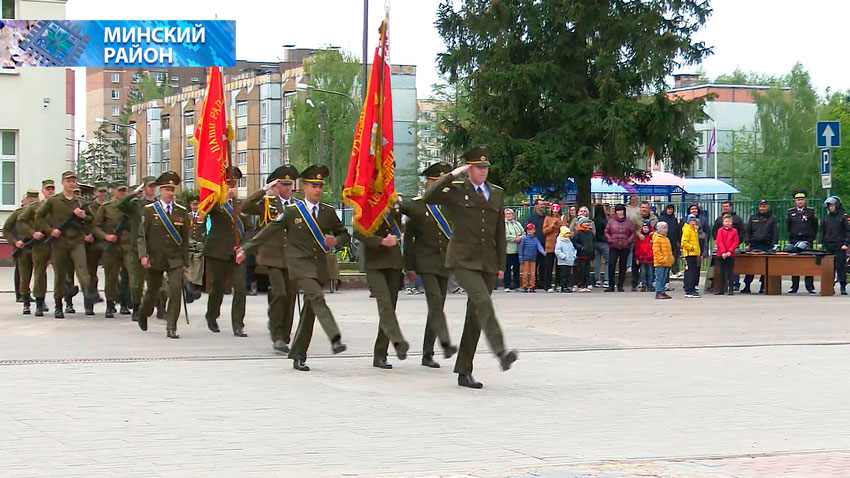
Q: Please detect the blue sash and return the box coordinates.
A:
[223,200,244,240]
[427,204,452,239]
[294,200,330,253]
[152,202,182,246]
[386,212,402,239]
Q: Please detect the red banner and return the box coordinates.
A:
[343,19,395,236]
[193,66,228,217]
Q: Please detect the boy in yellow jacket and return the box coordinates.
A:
[681,215,702,298]
[652,222,674,299]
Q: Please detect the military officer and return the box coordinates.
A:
[422,145,518,389]
[241,164,300,353]
[5,190,38,314]
[787,189,819,294]
[37,171,96,318]
[85,182,109,303]
[92,182,132,318]
[16,179,55,316]
[187,196,205,290]
[354,201,411,369]
[399,162,458,368]
[137,171,190,338]
[119,176,157,321]
[203,166,248,337]
[237,164,350,371]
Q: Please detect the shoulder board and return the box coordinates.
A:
[452,180,464,184]
[491,184,503,190]
[787,207,795,211]
[321,202,333,208]
[285,202,298,208]
[264,194,276,199]
[144,203,156,208]
[412,196,422,201]
[174,203,186,210]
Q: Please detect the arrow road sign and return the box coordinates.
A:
[817,121,841,148]
[822,148,831,175]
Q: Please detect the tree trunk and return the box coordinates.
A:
[575,170,592,208]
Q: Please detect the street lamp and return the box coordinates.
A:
[295,83,356,110]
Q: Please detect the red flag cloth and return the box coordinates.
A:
[343,22,395,236]
[193,66,228,217]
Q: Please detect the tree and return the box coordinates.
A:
[736,64,819,199]
[430,76,473,166]
[289,50,360,201]
[127,70,175,106]
[713,69,787,87]
[436,0,712,205]
[78,124,125,184]
[821,91,850,200]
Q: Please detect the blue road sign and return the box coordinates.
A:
[821,148,831,175]
[817,121,841,148]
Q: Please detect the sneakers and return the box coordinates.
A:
[655,292,672,300]
[547,288,555,293]
[684,291,701,299]
[504,288,512,293]
[665,284,674,292]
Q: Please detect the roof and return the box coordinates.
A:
[683,178,740,195]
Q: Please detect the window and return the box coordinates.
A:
[698,133,704,146]
[191,76,200,83]
[161,115,170,130]
[185,142,194,157]
[130,163,136,177]
[131,73,141,83]
[2,0,15,19]
[128,144,136,156]
[153,72,165,83]
[261,102,267,120]
[185,158,194,171]
[237,151,247,165]
[237,101,248,117]
[184,113,194,137]
[111,123,120,133]
[237,127,247,142]
[0,131,16,206]
[110,73,120,83]
[284,95,293,109]
[260,150,268,168]
[111,106,120,117]
[111,90,119,100]
[261,126,267,142]
[237,177,247,189]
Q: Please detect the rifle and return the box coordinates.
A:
[43,213,83,246]
[11,237,34,259]
[103,217,129,251]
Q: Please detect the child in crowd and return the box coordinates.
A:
[652,222,674,300]
[554,226,577,293]
[681,214,702,298]
[634,220,655,292]
[714,213,740,295]
[519,223,546,293]
[572,217,595,292]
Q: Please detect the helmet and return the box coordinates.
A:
[825,196,842,207]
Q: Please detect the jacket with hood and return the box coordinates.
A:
[821,207,850,248]
[658,210,681,252]
[555,235,577,266]
[681,223,701,257]
[604,215,636,250]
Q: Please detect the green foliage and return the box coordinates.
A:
[289,50,360,201]
[436,0,713,205]
[127,70,175,106]
[78,124,126,184]
[822,92,850,200]
[735,64,819,199]
[176,187,199,206]
[714,68,788,87]
[429,77,472,166]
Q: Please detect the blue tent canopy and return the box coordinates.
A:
[683,178,740,195]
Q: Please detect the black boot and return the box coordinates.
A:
[457,373,483,389]
[22,296,31,315]
[421,355,440,368]
[34,298,45,317]
[105,300,116,319]
[498,349,519,371]
[64,298,75,315]
[131,303,140,322]
[155,299,165,320]
[83,289,95,316]
[54,299,65,319]
[184,283,201,303]
[119,303,131,315]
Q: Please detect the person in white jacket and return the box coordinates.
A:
[554,226,577,293]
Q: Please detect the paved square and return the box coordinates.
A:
[1,275,849,477]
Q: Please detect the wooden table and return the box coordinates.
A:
[712,253,834,296]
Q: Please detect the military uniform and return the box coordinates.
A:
[85,183,109,302]
[187,207,205,286]
[203,166,248,337]
[36,171,94,317]
[355,207,409,368]
[5,190,39,314]
[422,145,517,388]
[137,171,190,338]
[241,165,350,371]
[92,184,132,318]
[787,189,819,293]
[241,165,299,351]
[821,196,850,294]
[118,176,157,319]
[16,180,54,316]
[399,162,457,366]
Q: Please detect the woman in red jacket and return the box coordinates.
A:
[715,213,741,295]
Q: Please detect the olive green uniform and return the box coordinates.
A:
[243,200,350,361]
[92,200,132,303]
[203,200,247,332]
[187,211,205,285]
[16,201,50,301]
[354,209,408,362]
[399,197,454,359]
[241,189,298,344]
[118,193,155,307]
[137,201,190,332]
[86,199,106,295]
[36,194,92,302]
[5,207,29,299]
[423,173,508,375]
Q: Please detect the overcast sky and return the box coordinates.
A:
[67,0,850,139]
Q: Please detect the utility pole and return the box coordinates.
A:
[361,0,369,104]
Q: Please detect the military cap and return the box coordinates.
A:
[61,170,76,180]
[42,179,55,187]
[758,199,769,205]
[72,186,81,194]
[420,162,452,180]
[112,181,128,191]
[155,171,181,187]
[141,176,157,186]
[26,189,39,199]
[95,182,108,192]
[463,144,493,167]
[268,164,299,184]
[301,164,330,185]
[793,189,807,199]
[228,166,243,180]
